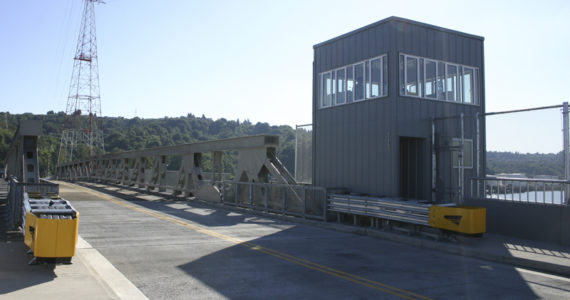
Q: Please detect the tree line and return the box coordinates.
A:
[0,111,564,180]
[0,111,296,178]
[486,151,564,179]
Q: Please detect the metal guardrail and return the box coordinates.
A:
[4,178,60,231]
[4,179,21,231]
[220,181,327,221]
[328,194,433,226]
[470,177,569,205]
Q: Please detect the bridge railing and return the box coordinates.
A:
[220,181,327,221]
[470,177,570,205]
[4,178,60,231]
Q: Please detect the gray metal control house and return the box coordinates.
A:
[313,16,485,203]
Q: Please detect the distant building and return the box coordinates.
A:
[491,173,527,188]
[312,16,485,203]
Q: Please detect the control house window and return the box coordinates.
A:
[346,66,354,103]
[405,56,419,96]
[317,54,387,109]
[336,69,346,105]
[320,72,332,108]
[399,53,479,105]
[354,62,365,101]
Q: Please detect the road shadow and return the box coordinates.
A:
[172,225,545,299]
[0,240,56,295]
[75,181,287,229]
[66,181,561,298]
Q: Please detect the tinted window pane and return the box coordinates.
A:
[318,73,323,108]
[419,58,424,97]
[365,61,371,98]
[446,64,458,101]
[354,63,364,101]
[399,55,405,95]
[405,57,418,96]
[425,60,437,99]
[323,72,332,107]
[370,58,381,97]
[336,69,345,105]
[382,56,388,96]
[437,62,446,100]
[473,69,479,104]
[346,66,354,103]
[331,71,336,105]
[462,67,474,104]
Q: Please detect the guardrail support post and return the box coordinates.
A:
[323,189,327,222]
[234,183,238,205]
[302,188,306,219]
[264,185,268,211]
[281,187,286,215]
[249,183,253,208]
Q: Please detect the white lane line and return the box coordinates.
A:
[516,267,570,282]
[77,235,148,300]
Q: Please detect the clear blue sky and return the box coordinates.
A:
[1,0,569,153]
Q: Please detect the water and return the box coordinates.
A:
[487,191,565,205]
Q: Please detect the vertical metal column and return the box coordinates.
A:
[159,155,167,192]
[294,124,299,181]
[431,118,436,202]
[459,113,465,204]
[212,151,223,186]
[476,112,480,198]
[562,102,570,204]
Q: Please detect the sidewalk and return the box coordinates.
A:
[0,235,146,300]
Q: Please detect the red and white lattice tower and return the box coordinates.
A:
[58,0,105,164]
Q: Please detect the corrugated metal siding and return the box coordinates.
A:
[313,18,485,201]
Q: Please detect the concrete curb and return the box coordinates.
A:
[72,181,570,277]
[76,236,148,300]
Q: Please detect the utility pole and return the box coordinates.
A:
[58,0,105,165]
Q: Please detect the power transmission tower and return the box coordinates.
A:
[58,0,105,165]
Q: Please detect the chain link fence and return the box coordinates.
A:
[295,124,312,184]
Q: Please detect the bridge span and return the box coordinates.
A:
[9,180,562,299]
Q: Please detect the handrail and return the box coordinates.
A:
[470,177,569,205]
[221,181,327,221]
[472,176,569,184]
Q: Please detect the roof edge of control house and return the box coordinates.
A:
[313,16,484,49]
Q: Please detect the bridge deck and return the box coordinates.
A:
[3,181,569,299]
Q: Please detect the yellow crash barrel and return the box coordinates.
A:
[429,205,486,235]
[24,193,79,258]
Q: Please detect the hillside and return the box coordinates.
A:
[486,151,564,179]
[0,112,296,178]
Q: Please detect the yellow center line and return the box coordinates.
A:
[67,182,433,300]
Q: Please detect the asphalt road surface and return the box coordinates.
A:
[59,182,570,299]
